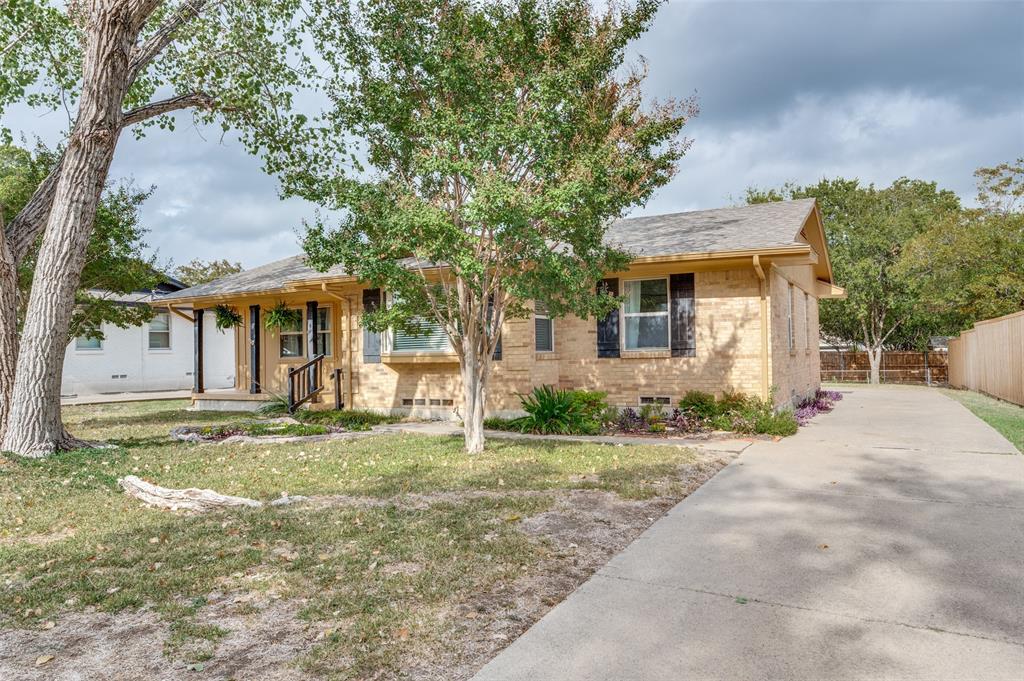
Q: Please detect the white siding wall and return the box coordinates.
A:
[61,309,234,396]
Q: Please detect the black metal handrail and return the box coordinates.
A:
[287,354,325,413]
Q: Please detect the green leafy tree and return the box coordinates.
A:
[747,178,962,383]
[0,0,317,455]
[900,160,1024,324]
[174,258,243,287]
[2,144,161,341]
[300,0,696,452]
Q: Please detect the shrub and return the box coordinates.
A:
[708,414,733,431]
[716,391,751,415]
[616,407,645,433]
[666,408,696,433]
[514,385,601,435]
[298,409,399,431]
[679,390,718,419]
[638,404,664,426]
[569,390,610,424]
[255,393,291,416]
[483,416,520,431]
[755,411,799,436]
[648,422,667,434]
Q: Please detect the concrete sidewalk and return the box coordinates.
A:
[473,386,1024,680]
[61,390,191,406]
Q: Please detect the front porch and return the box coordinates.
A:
[188,294,353,413]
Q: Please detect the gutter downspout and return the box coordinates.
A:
[752,255,770,402]
[322,283,354,409]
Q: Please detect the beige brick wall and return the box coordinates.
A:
[768,265,821,407]
[209,261,822,417]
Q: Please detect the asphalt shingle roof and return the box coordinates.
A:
[162,198,816,302]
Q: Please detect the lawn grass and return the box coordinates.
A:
[941,389,1024,453]
[1,399,701,677]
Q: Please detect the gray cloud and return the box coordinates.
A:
[5,0,1022,269]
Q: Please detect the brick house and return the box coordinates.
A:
[161,198,844,416]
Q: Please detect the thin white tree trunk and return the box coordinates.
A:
[2,3,131,456]
[868,346,882,385]
[461,347,487,454]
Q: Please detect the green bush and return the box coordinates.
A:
[297,409,399,431]
[569,390,609,423]
[716,391,751,414]
[679,390,718,419]
[708,414,734,431]
[648,422,666,434]
[638,404,664,426]
[483,416,520,431]
[513,385,603,435]
[754,410,799,436]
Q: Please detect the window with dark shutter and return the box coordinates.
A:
[670,273,696,357]
[534,302,553,352]
[596,278,620,358]
[362,288,382,363]
[487,296,502,361]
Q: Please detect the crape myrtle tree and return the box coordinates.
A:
[0,0,319,455]
[300,0,696,453]
[747,178,962,383]
[2,144,162,344]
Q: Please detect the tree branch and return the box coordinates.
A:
[3,153,65,263]
[127,0,216,85]
[120,91,216,127]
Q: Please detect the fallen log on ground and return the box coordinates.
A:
[118,476,306,512]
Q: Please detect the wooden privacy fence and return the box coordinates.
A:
[948,311,1024,406]
[821,350,948,385]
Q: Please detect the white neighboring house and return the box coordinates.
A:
[61,279,235,397]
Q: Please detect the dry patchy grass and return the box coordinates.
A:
[0,400,720,679]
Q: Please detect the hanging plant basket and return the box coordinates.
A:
[213,304,243,331]
[265,302,302,329]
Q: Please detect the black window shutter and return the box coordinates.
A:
[670,273,696,357]
[487,296,502,361]
[362,288,382,363]
[596,278,620,358]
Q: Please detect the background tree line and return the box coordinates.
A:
[747,159,1023,383]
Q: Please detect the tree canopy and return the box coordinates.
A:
[747,177,962,353]
[174,258,243,287]
[1,144,160,340]
[899,160,1024,324]
[300,0,696,451]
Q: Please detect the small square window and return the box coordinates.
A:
[76,336,102,351]
[149,311,171,350]
[279,308,304,358]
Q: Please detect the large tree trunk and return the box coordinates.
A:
[0,235,18,442]
[460,349,487,455]
[1,3,132,457]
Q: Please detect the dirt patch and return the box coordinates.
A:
[0,600,317,681]
[402,454,733,680]
[0,453,733,681]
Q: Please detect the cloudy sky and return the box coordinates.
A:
[6,0,1023,270]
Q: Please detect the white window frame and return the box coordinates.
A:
[74,335,103,352]
[534,301,554,353]
[787,283,795,352]
[315,305,333,357]
[278,307,305,359]
[383,292,452,354]
[147,309,172,351]
[621,276,671,351]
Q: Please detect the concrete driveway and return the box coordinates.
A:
[473,386,1024,680]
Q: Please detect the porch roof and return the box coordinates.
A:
[162,198,822,303]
